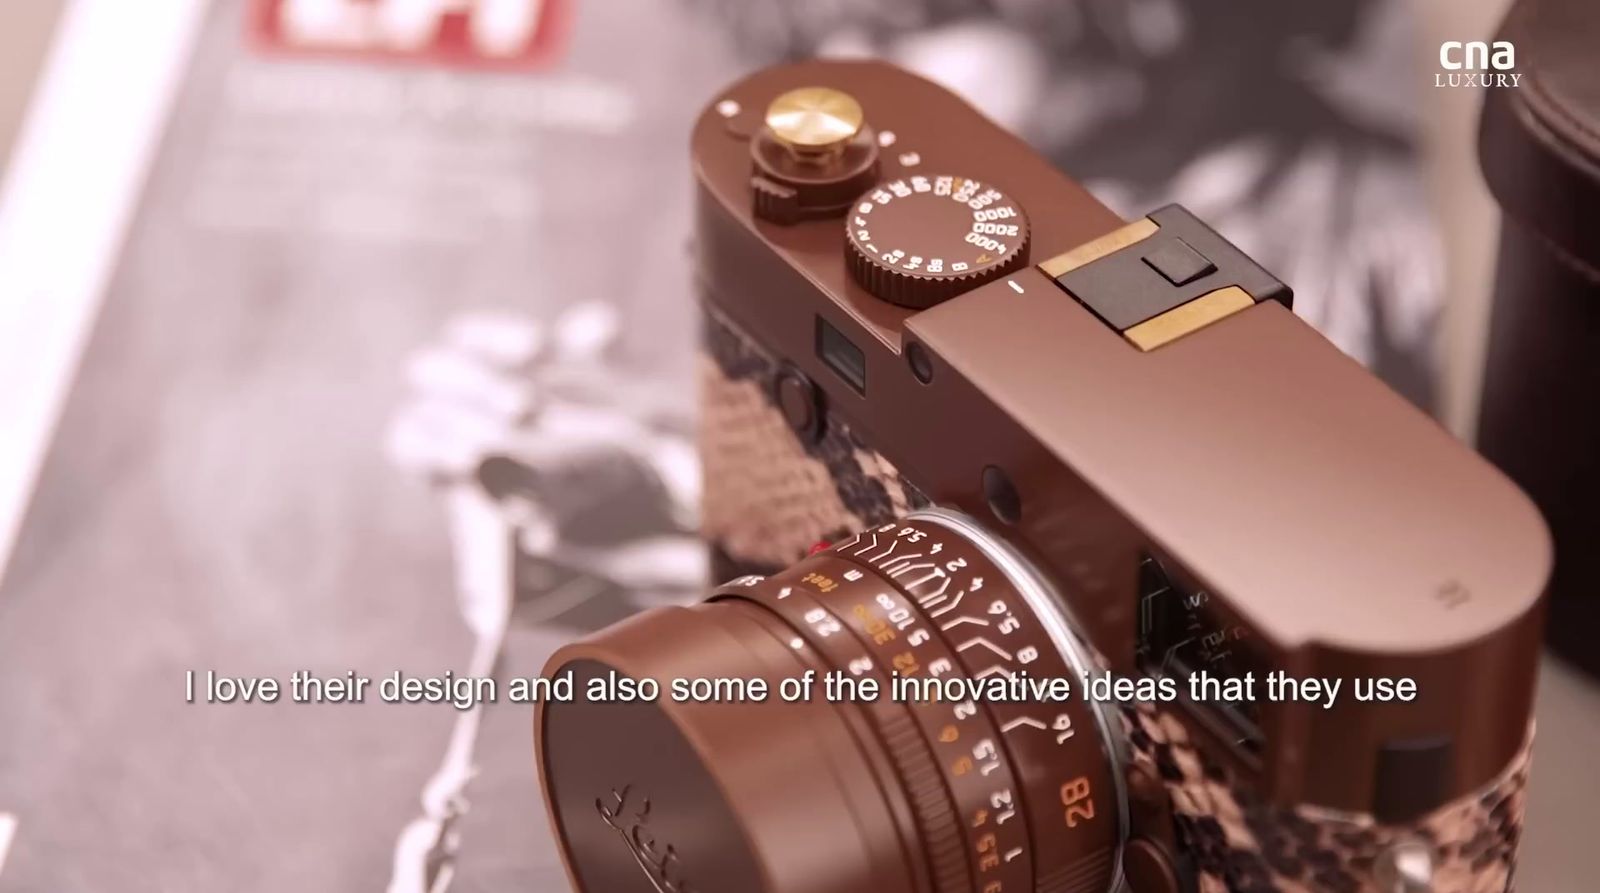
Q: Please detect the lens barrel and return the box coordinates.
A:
[537,510,1125,893]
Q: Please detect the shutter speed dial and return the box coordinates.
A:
[846,175,1031,309]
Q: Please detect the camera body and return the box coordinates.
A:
[537,61,1548,893]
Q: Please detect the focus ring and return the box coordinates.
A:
[876,696,973,893]
[819,566,1033,893]
[713,577,972,893]
[830,519,1121,893]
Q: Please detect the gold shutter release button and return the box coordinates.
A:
[764,87,864,160]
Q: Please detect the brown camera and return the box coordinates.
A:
[535,61,1549,893]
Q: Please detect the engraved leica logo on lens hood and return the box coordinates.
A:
[596,786,693,893]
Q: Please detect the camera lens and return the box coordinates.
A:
[537,509,1127,893]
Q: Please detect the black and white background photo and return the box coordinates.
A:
[0,1,1478,890]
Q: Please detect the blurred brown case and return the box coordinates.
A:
[1478,0,1600,677]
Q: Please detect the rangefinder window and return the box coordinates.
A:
[815,315,866,394]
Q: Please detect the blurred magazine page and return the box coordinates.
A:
[0,1,1442,891]
[0,1,733,890]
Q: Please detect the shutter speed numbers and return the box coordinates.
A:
[851,175,1024,277]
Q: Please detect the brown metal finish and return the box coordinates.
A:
[538,600,930,893]
[535,58,1552,893]
[689,60,1549,814]
[540,511,1126,893]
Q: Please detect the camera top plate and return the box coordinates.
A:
[690,59,1548,812]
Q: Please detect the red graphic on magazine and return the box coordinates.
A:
[251,0,570,69]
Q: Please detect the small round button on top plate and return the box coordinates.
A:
[846,175,1030,308]
[765,86,864,157]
